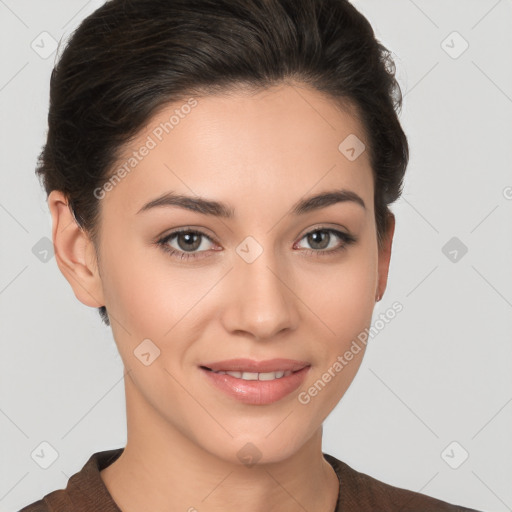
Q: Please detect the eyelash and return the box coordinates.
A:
[156,227,357,261]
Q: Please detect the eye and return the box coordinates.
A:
[156,226,357,262]
[294,227,357,257]
[156,229,217,261]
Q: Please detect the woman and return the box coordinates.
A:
[20,0,482,510]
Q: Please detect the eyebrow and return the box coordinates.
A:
[136,188,366,218]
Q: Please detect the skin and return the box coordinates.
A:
[49,82,394,512]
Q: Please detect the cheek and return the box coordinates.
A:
[297,248,378,343]
[295,255,377,416]
[100,239,220,357]
[97,237,177,339]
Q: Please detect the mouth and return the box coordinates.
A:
[199,358,311,405]
[201,367,295,381]
[200,357,310,374]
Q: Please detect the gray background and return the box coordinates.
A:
[1,0,511,510]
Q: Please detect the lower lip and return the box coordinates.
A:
[201,366,310,405]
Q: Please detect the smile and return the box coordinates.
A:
[207,369,293,380]
[200,358,311,405]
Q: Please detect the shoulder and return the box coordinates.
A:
[17,489,74,512]
[17,448,124,512]
[323,453,482,512]
[18,499,49,512]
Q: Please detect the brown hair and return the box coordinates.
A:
[36,0,409,326]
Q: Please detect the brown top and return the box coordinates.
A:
[19,448,481,511]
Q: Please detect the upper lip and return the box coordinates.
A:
[200,358,310,373]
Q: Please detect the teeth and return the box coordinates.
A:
[241,372,259,380]
[259,371,280,380]
[212,369,293,380]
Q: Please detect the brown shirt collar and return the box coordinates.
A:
[21,448,480,512]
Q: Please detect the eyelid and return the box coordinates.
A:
[156,225,217,242]
[295,222,351,239]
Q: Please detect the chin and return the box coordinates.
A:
[199,424,319,467]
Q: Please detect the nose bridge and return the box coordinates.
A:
[224,240,299,340]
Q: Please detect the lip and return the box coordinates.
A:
[200,358,310,373]
[200,358,311,405]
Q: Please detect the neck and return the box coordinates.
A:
[100,374,339,512]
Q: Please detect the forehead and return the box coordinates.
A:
[101,83,373,219]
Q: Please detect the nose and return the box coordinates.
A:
[221,250,300,341]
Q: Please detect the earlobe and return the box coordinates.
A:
[48,190,105,308]
[375,212,395,302]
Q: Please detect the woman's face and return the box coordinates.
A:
[61,83,393,464]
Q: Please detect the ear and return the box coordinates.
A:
[48,190,105,308]
[375,212,395,302]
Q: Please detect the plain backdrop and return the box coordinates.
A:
[1,1,511,511]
